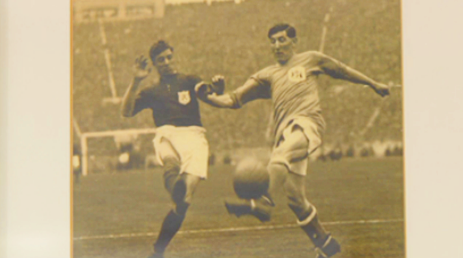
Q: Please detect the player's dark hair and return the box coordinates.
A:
[268,23,297,39]
[149,40,174,62]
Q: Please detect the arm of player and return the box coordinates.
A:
[205,76,271,108]
[317,54,390,97]
[205,93,236,108]
[194,75,226,105]
[121,56,151,117]
[195,75,237,108]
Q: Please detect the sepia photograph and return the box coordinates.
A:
[4,0,463,258]
[72,0,403,257]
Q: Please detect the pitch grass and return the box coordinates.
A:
[73,157,404,258]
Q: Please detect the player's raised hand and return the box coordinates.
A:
[212,75,225,95]
[133,55,151,80]
[372,82,390,97]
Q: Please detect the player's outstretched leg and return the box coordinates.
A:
[285,172,340,258]
[149,157,182,258]
[152,208,186,257]
[149,173,201,258]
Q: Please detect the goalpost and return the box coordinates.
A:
[80,128,157,176]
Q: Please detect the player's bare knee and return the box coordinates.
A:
[163,157,180,193]
[181,186,194,206]
[285,188,305,209]
[284,181,310,218]
[181,174,200,202]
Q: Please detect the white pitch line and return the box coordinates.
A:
[73,218,403,241]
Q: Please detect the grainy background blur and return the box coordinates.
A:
[72,0,402,171]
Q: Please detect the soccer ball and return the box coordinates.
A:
[233,158,269,199]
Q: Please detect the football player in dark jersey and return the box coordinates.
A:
[121,40,221,258]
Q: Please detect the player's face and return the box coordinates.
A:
[153,48,177,76]
[269,31,296,64]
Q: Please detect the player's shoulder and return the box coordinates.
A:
[296,50,325,60]
[266,63,280,70]
[250,65,275,82]
[293,51,330,69]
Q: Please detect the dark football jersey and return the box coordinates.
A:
[132,74,203,127]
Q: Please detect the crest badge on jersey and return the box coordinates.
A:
[288,66,306,82]
[178,90,191,105]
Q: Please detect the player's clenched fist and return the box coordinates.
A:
[133,55,151,80]
[211,75,225,95]
[372,82,390,97]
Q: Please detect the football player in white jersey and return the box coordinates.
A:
[206,23,390,258]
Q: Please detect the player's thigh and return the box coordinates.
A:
[275,126,309,162]
[287,126,310,162]
[177,135,209,179]
[157,137,181,162]
[270,125,309,176]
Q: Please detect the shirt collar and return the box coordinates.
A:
[160,73,178,84]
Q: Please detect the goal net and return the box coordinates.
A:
[78,128,158,176]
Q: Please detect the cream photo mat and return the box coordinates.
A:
[1,0,463,257]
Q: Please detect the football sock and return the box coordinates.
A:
[315,236,341,258]
[154,209,185,254]
[297,206,330,248]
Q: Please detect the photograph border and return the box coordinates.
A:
[1,0,463,258]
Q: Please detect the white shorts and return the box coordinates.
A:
[153,125,209,179]
[270,117,323,176]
